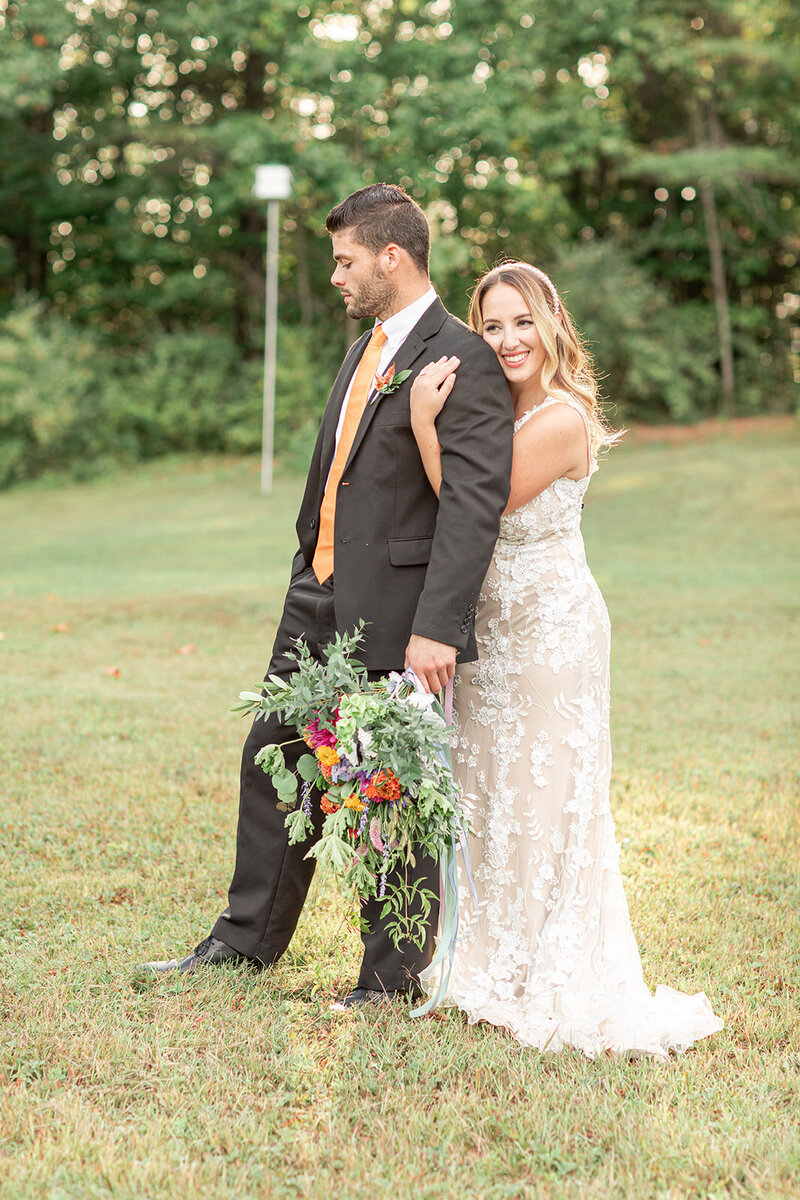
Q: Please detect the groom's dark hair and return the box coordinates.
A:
[326,184,430,275]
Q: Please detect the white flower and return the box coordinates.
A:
[386,670,406,695]
[402,690,437,712]
[358,729,374,754]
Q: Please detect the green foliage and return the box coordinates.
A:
[253,744,286,775]
[0,303,100,485]
[1,438,799,1197]
[111,331,251,457]
[0,0,796,471]
[237,625,367,730]
[380,879,437,952]
[296,753,320,783]
[304,824,352,873]
[285,805,314,845]
[0,303,333,485]
[556,239,720,422]
[272,326,342,470]
[238,628,464,949]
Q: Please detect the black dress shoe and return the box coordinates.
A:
[330,985,423,1011]
[136,935,259,975]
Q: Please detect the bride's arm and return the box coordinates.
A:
[411,363,588,512]
[409,356,460,497]
[505,405,589,513]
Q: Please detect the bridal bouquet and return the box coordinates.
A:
[233,626,468,952]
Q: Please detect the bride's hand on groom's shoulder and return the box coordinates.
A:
[410,356,460,429]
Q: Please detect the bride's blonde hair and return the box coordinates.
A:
[468,261,622,453]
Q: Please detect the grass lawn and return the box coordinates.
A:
[1,424,798,1200]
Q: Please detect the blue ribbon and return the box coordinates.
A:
[410,832,458,1018]
[409,676,479,1019]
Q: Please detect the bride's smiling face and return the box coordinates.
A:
[480,283,546,388]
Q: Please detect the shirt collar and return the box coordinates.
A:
[377,286,437,347]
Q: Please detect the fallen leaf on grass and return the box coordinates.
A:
[105,665,121,677]
[0,632,5,641]
[177,643,196,655]
[52,622,71,633]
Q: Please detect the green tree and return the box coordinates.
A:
[0,0,796,466]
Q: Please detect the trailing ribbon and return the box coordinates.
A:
[407,673,479,1019]
[443,675,454,723]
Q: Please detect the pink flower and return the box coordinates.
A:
[349,844,368,868]
[369,817,385,854]
[303,714,337,749]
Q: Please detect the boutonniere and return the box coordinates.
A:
[371,362,412,401]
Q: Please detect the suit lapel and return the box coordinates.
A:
[344,299,448,472]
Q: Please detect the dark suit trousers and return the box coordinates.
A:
[212,565,440,991]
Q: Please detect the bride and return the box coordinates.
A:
[409,261,723,1058]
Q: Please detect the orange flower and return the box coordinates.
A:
[373,364,412,396]
[343,794,367,813]
[320,795,340,815]
[364,769,402,802]
[316,745,339,767]
[374,362,396,390]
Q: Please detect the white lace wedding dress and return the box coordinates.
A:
[426,398,723,1058]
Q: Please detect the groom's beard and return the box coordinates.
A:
[344,265,395,320]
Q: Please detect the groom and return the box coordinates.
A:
[141,183,513,1006]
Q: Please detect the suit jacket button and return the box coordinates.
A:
[309,518,317,529]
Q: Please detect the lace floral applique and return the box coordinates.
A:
[530,731,553,788]
[425,397,724,1058]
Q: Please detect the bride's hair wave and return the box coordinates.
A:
[468,260,623,453]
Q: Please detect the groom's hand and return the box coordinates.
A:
[404,635,456,694]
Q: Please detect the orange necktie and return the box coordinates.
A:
[312,324,387,583]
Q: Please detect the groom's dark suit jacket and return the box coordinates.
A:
[294,298,513,669]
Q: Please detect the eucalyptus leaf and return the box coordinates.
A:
[274,772,298,798]
[297,754,320,782]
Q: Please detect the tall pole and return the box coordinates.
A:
[260,198,280,494]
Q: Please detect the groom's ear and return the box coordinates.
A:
[381,242,403,274]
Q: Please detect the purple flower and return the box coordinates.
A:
[331,754,358,784]
[377,846,390,898]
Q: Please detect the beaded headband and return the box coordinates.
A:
[527,265,561,316]
[492,261,561,316]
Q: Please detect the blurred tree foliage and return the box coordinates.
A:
[0,0,797,481]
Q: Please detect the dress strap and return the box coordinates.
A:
[513,405,540,434]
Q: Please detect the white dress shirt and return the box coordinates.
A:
[329,286,438,466]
